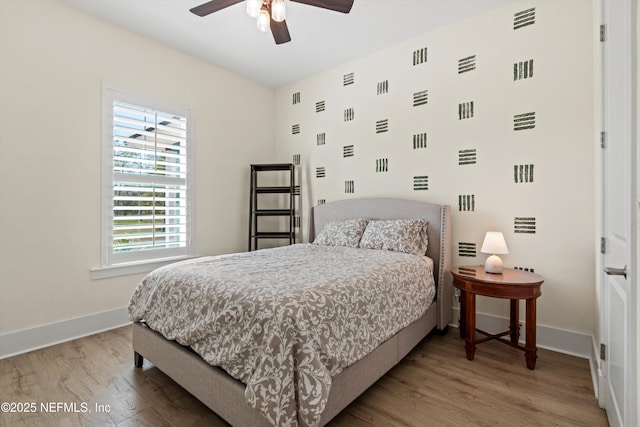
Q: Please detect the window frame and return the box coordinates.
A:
[93,86,194,279]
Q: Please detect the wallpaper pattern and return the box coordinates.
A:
[274,0,595,330]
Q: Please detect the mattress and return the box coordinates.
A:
[128,243,435,426]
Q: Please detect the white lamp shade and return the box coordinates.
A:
[480,231,509,255]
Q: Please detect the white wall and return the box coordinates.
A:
[0,0,276,337]
[275,0,596,338]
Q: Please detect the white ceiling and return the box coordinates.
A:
[60,0,516,88]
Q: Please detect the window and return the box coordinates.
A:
[99,87,192,272]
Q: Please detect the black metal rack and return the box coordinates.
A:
[248,163,295,251]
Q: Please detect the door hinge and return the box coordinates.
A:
[600,237,606,254]
[600,343,606,361]
[600,24,606,42]
[600,131,606,148]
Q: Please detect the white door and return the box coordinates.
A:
[600,1,637,426]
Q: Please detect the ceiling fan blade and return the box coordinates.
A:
[190,0,243,17]
[271,19,292,44]
[290,0,354,14]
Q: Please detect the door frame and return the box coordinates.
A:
[596,1,638,426]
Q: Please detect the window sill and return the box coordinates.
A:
[90,255,199,280]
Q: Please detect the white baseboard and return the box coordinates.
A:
[451,307,598,398]
[451,307,593,358]
[0,308,130,360]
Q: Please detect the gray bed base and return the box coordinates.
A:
[132,198,452,426]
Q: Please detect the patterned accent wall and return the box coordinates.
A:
[458,195,475,212]
[514,164,534,183]
[275,1,595,333]
[458,242,477,257]
[514,217,536,233]
[375,158,389,173]
[513,112,535,130]
[344,107,355,121]
[458,101,474,119]
[413,90,429,106]
[377,80,389,95]
[514,59,534,80]
[458,55,477,74]
[375,119,389,133]
[413,133,427,149]
[413,175,429,191]
[514,7,536,29]
[344,180,354,194]
[458,149,477,165]
[412,47,428,65]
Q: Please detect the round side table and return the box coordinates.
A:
[452,265,544,370]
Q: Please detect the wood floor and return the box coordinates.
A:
[0,325,607,426]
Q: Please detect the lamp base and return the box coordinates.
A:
[484,254,504,274]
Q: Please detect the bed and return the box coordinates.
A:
[129,197,452,426]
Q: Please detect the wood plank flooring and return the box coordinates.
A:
[0,326,607,426]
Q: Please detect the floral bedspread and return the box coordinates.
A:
[128,244,435,426]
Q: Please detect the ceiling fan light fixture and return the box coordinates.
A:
[257,8,270,32]
[190,0,354,45]
[271,0,286,22]
[246,0,262,18]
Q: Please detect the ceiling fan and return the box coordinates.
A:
[190,0,354,45]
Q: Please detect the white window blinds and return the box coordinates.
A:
[102,89,192,266]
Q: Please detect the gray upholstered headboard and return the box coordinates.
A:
[308,198,453,330]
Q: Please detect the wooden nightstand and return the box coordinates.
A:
[452,265,544,370]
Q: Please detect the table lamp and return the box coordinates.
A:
[480,231,509,273]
